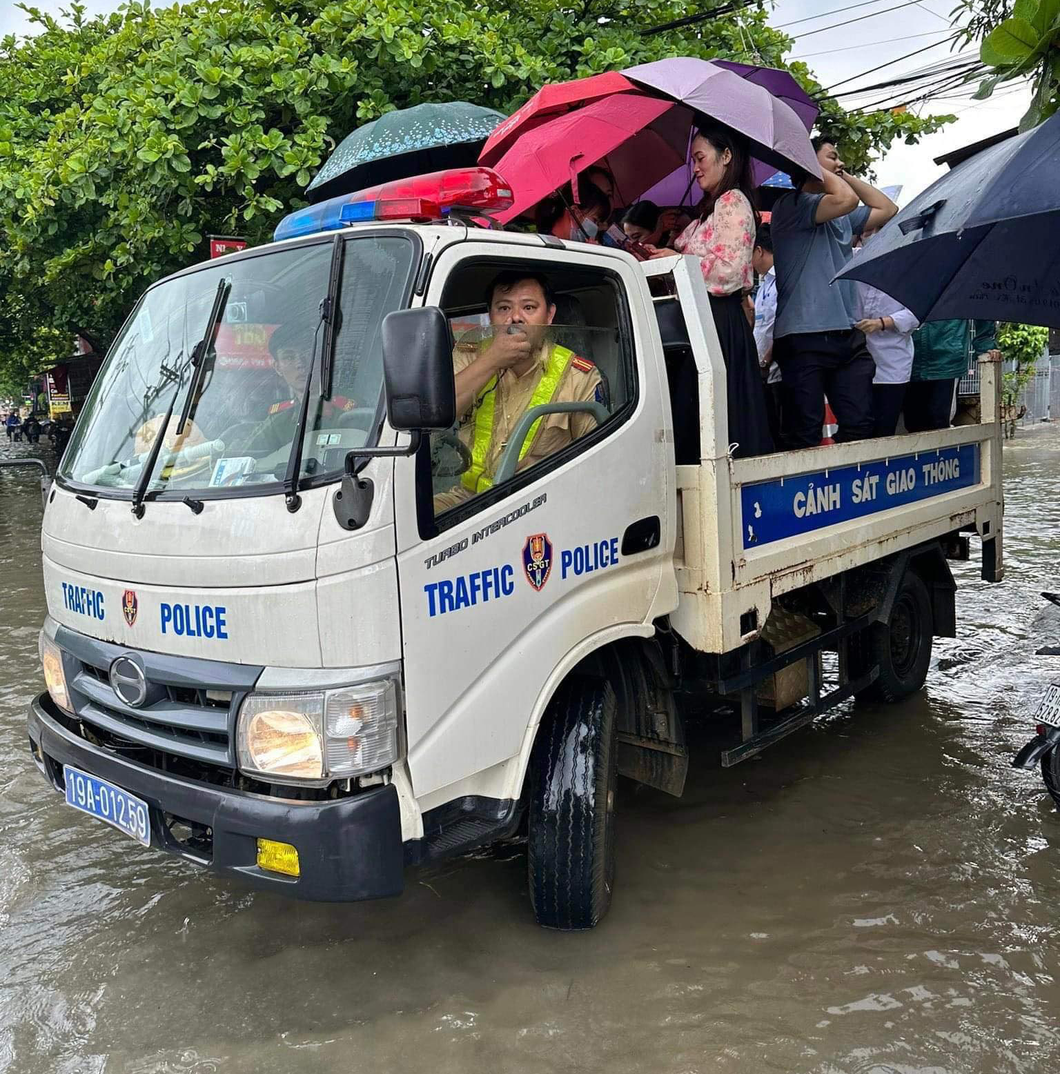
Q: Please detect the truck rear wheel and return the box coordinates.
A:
[527,677,617,930]
[853,570,934,703]
[1042,747,1060,809]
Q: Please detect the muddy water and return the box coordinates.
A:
[2,428,1060,1074]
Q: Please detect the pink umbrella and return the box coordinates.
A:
[491,94,692,225]
[479,72,641,167]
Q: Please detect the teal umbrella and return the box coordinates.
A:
[307,101,507,203]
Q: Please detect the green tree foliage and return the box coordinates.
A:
[998,320,1048,407]
[957,0,1060,129]
[0,0,951,383]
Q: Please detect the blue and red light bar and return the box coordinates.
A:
[273,167,514,242]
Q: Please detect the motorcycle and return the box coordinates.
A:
[1012,592,1060,807]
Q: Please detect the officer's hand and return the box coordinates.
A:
[485,326,532,370]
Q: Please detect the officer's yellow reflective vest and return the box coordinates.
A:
[461,344,576,494]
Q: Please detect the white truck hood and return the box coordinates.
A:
[41,471,399,668]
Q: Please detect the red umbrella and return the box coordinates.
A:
[479,71,640,167]
[491,93,691,225]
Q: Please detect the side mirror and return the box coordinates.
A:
[382,306,455,432]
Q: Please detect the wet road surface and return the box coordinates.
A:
[2,428,1059,1074]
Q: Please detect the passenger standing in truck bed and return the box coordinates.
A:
[770,136,898,448]
[646,121,773,458]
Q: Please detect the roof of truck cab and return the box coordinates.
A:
[153,220,644,290]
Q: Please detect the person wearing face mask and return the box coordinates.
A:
[645,120,773,458]
[534,180,610,244]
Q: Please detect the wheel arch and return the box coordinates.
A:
[906,541,957,638]
[510,624,687,802]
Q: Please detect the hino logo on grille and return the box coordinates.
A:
[109,656,147,708]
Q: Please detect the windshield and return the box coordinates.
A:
[61,234,415,496]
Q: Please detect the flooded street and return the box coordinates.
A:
[2,428,1060,1074]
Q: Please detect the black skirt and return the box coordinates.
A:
[708,292,775,458]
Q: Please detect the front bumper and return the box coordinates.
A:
[28,694,404,902]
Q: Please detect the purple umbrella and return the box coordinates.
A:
[623,58,821,191]
[710,59,820,133]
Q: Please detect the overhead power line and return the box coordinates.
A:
[844,61,983,112]
[643,1,762,35]
[790,0,935,41]
[824,33,960,92]
[776,0,896,29]
[791,29,952,61]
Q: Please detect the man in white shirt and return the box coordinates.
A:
[752,226,782,445]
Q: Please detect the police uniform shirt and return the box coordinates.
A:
[452,336,603,480]
[244,393,357,454]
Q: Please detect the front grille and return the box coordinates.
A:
[55,625,262,771]
[71,665,233,764]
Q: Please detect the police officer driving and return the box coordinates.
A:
[437,270,603,509]
[240,320,356,453]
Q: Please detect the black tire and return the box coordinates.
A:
[1042,747,1060,809]
[527,677,618,930]
[853,570,934,703]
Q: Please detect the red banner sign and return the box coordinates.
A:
[209,235,248,259]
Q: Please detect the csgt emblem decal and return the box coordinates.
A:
[522,532,553,591]
[122,589,138,627]
[109,656,147,708]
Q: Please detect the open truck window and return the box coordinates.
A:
[429,260,637,524]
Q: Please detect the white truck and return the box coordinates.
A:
[26,168,1004,929]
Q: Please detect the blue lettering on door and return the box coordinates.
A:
[741,444,980,548]
[160,602,229,638]
[560,537,620,579]
[424,564,515,617]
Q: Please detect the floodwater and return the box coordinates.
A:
[2,427,1060,1074]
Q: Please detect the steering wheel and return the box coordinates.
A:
[431,430,473,477]
[334,407,379,432]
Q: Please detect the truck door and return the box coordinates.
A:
[393,244,676,799]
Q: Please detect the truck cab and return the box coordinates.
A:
[28,168,1004,928]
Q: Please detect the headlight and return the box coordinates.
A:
[39,631,71,713]
[236,677,400,785]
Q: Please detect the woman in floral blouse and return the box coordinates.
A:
[647,121,774,458]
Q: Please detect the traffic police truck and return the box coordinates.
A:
[27,168,1005,929]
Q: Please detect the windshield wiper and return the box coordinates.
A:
[130,278,229,517]
[177,276,231,437]
[285,234,342,511]
[319,234,344,399]
[283,311,327,513]
[130,384,180,519]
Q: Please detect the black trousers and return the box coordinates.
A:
[904,378,956,432]
[872,383,908,438]
[774,329,875,448]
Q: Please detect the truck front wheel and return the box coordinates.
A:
[527,677,618,930]
[853,570,934,703]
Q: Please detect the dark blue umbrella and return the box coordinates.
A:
[307,101,506,204]
[836,111,1060,328]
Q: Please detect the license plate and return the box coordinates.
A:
[63,765,151,846]
[1035,683,1060,724]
